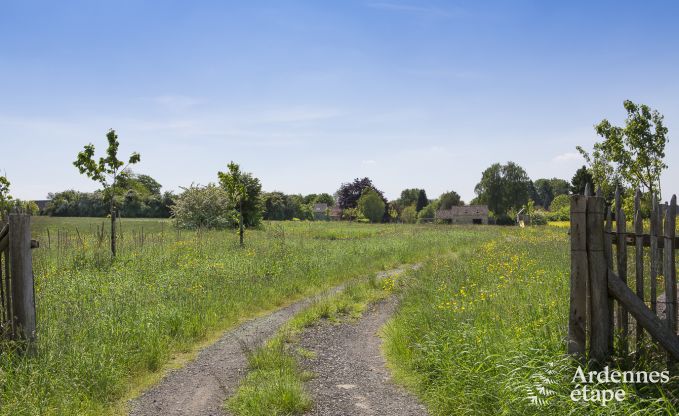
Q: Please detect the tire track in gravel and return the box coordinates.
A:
[299,296,428,416]
[128,265,415,416]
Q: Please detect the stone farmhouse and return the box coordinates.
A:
[435,205,489,224]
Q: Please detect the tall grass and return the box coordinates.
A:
[383,226,678,415]
[1,219,489,415]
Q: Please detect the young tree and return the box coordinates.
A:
[578,100,668,202]
[218,162,262,246]
[570,166,593,195]
[400,205,417,224]
[73,129,140,256]
[358,188,385,223]
[415,189,428,212]
[0,175,12,219]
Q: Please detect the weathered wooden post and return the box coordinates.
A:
[8,214,36,343]
[634,190,645,355]
[650,195,659,314]
[569,194,588,356]
[664,196,677,335]
[587,194,610,364]
[615,188,628,357]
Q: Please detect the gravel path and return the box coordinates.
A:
[299,297,428,416]
[128,296,317,416]
[128,266,416,416]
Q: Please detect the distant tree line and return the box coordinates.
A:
[44,173,175,218]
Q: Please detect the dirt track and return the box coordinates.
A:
[299,297,428,416]
[128,266,420,416]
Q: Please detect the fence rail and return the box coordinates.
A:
[568,186,678,365]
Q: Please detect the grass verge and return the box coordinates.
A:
[382,226,678,415]
[226,269,402,416]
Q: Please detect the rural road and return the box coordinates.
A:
[299,297,428,416]
[128,265,419,416]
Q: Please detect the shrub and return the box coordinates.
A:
[358,188,385,223]
[417,204,436,222]
[530,210,548,225]
[401,206,417,224]
[170,184,235,229]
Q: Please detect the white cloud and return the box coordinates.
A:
[361,159,377,165]
[152,95,203,112]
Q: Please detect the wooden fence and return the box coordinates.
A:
[0,214,37,343]
[569,186,678,365]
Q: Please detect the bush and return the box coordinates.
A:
[358,188,385,223]
[417,204,436,221]
[170,184,236,230]
[400,206,417,224]
[530,210,548,225]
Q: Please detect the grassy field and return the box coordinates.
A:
[3,217,677,415]
[383,226,678,415]
[1,217,492,416]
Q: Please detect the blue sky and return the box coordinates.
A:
[1,0,678,203]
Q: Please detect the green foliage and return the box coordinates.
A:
[262,192,314,221]
[4,220,483,415]
[398,189,421,208]
[579,100,668,202]
[313,193,334,207]
[73,129,141,196]
[533,178,569,209]
[383,228,676,415]
[415,189,428,212]
[438,191,463,210]
[417,203,436,222]
[0,175,13,219]
[45,186,174,218]
[336,178,386,210]
[171,184,235,229]
[218,162,263,228]
[570,166,593,195]
[400,205,417,224]
[358,188,385,223]
[474,162,531,217]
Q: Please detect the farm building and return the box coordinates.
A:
[313,203,329,220]
[435,205,489,224]
[329,206,342,221]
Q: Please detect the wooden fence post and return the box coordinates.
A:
[587,195,610,364]
[615,188,628,357]
[650,195,659,314]
[8,214,36,342]
[664,196,677,336]
[569,195,588,356]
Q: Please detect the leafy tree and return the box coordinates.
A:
[314,193,335,207]
[570,166,593,195]
[578,100,668,202]
[358,188,385,223]
[218,162,262,246]
[400,205,417,223]
[415,189,428,212]
[171,184,234,230]
[474,162,531,218]
[262,192,287,220]
[73,129,140,256]
[438,191,463,210]
[550,194,570,212]
[302,194,318,205]
[533,178,570,209]
[398,189,421,208]
[336,178,387,209]
[417,203,436,222]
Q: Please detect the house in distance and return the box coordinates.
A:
[312,203,329,220]
[435,205,489,224]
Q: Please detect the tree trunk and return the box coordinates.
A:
[110,197,117,257]
[239,199,244,247]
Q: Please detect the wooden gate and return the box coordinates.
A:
[0,214,37,342]
[568,186,678,364]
